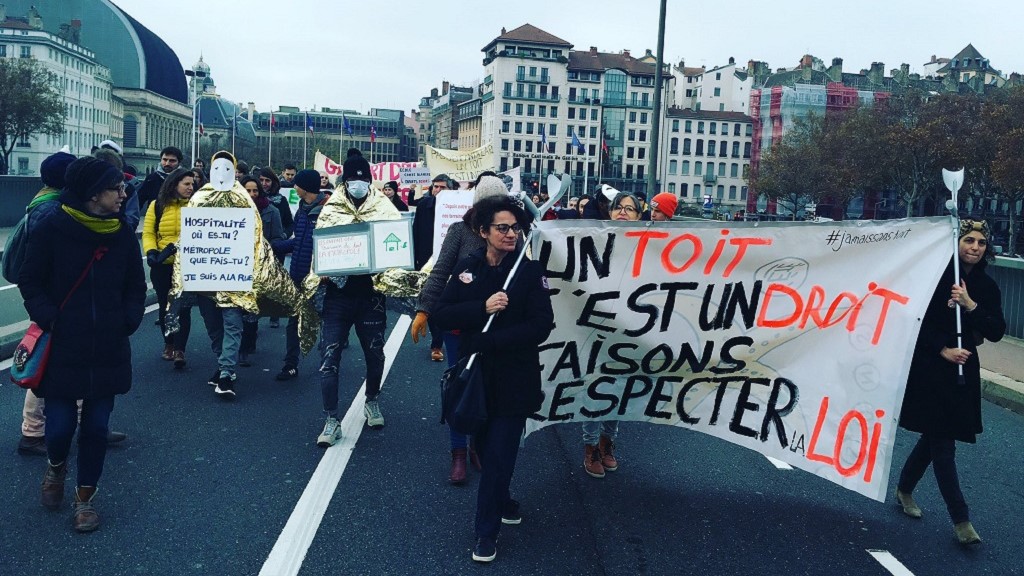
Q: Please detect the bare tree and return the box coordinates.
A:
[0,59,65,174]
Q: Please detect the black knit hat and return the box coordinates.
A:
[342,149,371,182]
[64,157,123,202]
[40,151,76,189]
[292,169,322,194]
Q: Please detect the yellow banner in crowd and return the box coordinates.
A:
[424,144,494,182]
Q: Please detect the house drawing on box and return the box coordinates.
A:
[383,233,404,252]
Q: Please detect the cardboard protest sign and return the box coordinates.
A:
[179,207,256,291]
[312,219,414,275]
[432,188,474,258]
[527,217,952,501]
[399,167,432,187]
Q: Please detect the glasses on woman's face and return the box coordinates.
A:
[612,204,637,214]
[491,223,522,235]
[105,183,127,196]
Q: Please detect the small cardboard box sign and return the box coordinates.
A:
[312,219,415,275]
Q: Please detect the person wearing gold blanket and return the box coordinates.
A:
[311,149,402,447]
[168,151,315,398]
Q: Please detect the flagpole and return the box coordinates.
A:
[583,110,590,196]
[268,109,273,169]
[231,110,236,157]
[303,111,308,169]
[339,113,344,164]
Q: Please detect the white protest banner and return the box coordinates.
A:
[432,188,474,258]
[314,150,421,202]
[282,188,299,216]
[399,167,432,187]
[180,207,256,291]
[425,144,494,182]
[528,217,953,502]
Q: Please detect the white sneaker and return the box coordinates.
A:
[364,400,385,429]
[317,417,342,447]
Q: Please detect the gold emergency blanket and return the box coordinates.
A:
[170,182,320,353]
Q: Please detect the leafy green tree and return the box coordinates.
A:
[0,58,65,175]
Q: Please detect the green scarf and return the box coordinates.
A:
[27,188,60,211]
[62,204,122,234]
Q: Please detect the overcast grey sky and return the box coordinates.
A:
[113,0,1023,114]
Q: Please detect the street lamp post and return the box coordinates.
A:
[646,0,668,200]
[184,67,207,168]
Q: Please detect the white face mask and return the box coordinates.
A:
[210,158,235,191]
[347,180,370,199]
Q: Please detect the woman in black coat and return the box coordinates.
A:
[19,157,147,533]
[896,218,1005,546]
[432,196,554,563]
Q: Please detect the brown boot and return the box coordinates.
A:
[73,486,100,533]
[584,444,605,478]
[954,521,981,546]
[172,350,186,369]
[449,448,467,485]
[41,461,67,510]
[161,343,174,360]
[598,435,619,472]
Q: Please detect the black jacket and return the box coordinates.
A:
[411,193,436,269]
[433,249,554,417]
[19,202,147,400]
[899,259,1006,443]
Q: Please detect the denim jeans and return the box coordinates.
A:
[427,317,443,350]
[318,287,387,418]
[197,296,243,373]
[898,434,969,524]
[44,396,115,487]
[475,415,526,540]
[582,420,619,445]
[443,331,468,450]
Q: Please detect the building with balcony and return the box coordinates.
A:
[480,24,673,196]
[456,97,483,151]
[0,9,113,175]
[675,57,752,114]
[662,108,753,214]
[1,1,190,175]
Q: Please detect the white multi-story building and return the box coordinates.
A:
[662,108,753,215]
[480,24,673,197]
[0,12,113,175]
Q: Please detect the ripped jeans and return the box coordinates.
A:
[318,287,387,418]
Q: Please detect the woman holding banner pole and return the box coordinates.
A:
[896,217,1005,546]
[432,196,553,562]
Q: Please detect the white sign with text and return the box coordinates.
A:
[180,207,256,291]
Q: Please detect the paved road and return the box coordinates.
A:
[1,307,1023,576]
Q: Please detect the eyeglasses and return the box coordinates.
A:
[105,183,127,195]
[613,205,638,214]
[491,223,522,235]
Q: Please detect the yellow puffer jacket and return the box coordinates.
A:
[142,198,187,264]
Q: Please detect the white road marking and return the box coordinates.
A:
[765,456,793,469]
[867,550,916,576]
[259,314,413,576]
[0,284,18,292]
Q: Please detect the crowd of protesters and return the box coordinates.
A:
[4,143,1005,561]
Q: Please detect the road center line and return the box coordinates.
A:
[259,314,413,576]
[867,549,916,576]
[765,456,793,470]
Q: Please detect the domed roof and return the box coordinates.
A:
[0,0,188,104]
[193,55,211,74]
